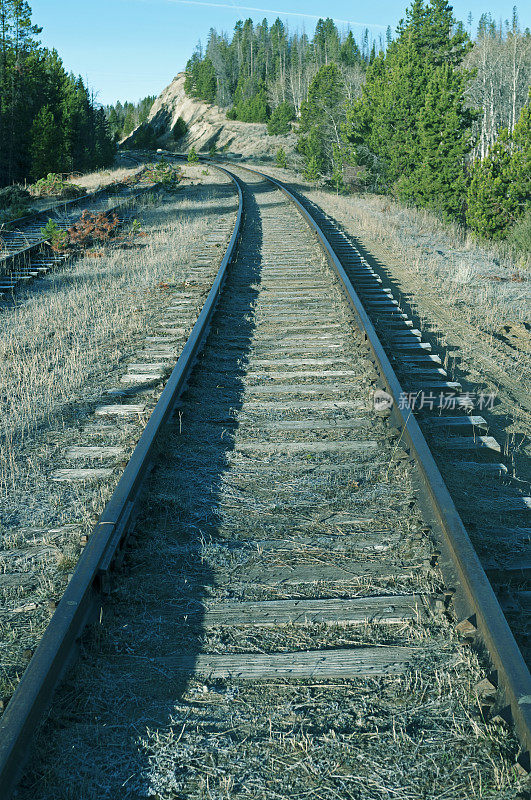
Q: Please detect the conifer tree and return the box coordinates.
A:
[297,63,345,176]
[267,101,294,134]
[0,1,114,186]
[466,93,530,238]
[30,105,63,179]
[399,63,474,219]
[344,0,473,216]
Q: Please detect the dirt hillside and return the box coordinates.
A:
[122,72,297,160]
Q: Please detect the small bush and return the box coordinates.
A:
[506,209,531,255]
[276,148,288,169]
[226,108,238,120]
[144,160,183,189]
[30,173,84,198]
[172,117,188,140]
[0,185,32,222]
[67,210,120,250]
[41,211,121,252]
[40,219,68,251]
[187,147,199,163]
[304,156,321,183]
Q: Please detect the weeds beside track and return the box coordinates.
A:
[0,161,528,799]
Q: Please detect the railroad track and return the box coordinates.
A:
[0,163,529,798]
[0,175,149,300]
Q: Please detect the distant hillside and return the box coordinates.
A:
[121,73,297,160]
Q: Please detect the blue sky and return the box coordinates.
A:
[31,0,529,106]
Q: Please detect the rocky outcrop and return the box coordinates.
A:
[121,73,297,160]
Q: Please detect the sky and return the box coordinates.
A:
[31,0,530,106]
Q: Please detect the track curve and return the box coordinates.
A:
[0,160,528,798]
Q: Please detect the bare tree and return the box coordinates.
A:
[464,10,530,160]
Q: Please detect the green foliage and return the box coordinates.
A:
[0,3,115,186]
[344,0,473,216]
[229,78,269,123]
[466,97,530,239]
[183,16,375,121]
[267,102,295,135]
[172,117,188,140]
[105,96,156,141]
[30,106,63,180]
[298,64,347,177]
[276,147,288,169]
[130,124,158,149]
[0,185,31,222]
[184,53,217,103]
[313,18,341,66]
[40,219,68,250]
[144,160,183,189]
[304,155,321,182]
[187,147,199,163]
[340,31,362,66]
[396,64,474,221]
[506,209,531,255]
[30,173,84,198]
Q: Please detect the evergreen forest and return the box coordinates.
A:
[0,0,115,187]
[184,3,530,241]
[105,96,157,142]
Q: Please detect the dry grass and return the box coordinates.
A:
[0,168,237,518]
[314,191,530,331]
[0,165,239,715]
[16,174,525,799]
[257,165,530,334]
[66,165,145,192]
[0,208,195,497]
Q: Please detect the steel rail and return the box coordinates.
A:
[0,165,243,797]
[223,162,531,767]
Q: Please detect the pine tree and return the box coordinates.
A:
[304,155,321,182]
[339,31,361,66]
[466,93,530,238]
[267,101,294,134]
[30,105,63,179]
[297,64,345,176]
[344,0,473,215]
[276,147,288,168]
[399,64,474,220]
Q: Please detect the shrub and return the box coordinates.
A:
[30,173,84,198]
[506,209,531,255]
[144,160,183,189]
[467,97,530,239]
[276,148,288,169]
[172,117,188,140]
[40,219,68,250]
[267,102,295,135]
[67,211,120,250]
[226,108,238,120]
[304,155,321,183]
[0,185,32,222]
[40,211,121,252]
[187,147,199,163]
